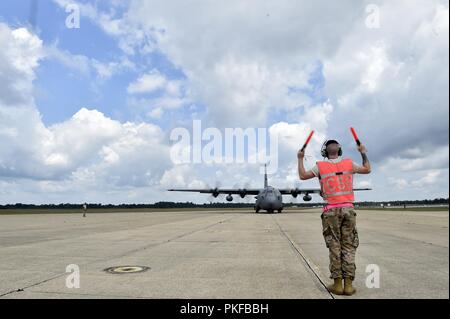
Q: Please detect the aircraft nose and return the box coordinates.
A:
[265,197,277,209]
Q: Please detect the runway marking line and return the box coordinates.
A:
[272,216,334,299]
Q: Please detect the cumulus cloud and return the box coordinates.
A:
[160,164,206,189]
[127,69,190,119]
[44,40,135,81]
[1,103,171,184]
[323,1,449,161]
[411,170,441,187]
[67,114,171,188]
[388,169,447,190]
[379,145,449,172]
[99,0,448,159]
[0,23,172,203]
[127,70,167,94]
[123,0,449,165]
[0,25,43,107]
[269,102,332,167]
[45,44,91,75]
[91,57,135,80]
[67,0,358,128]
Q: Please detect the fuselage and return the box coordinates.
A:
[255,186,283,213]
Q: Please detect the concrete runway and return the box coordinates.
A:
[0,209,448,299]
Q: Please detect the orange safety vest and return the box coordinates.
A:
[317,158,354,204]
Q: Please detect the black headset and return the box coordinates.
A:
[321,140,343,158]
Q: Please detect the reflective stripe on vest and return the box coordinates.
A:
[317,158,354,204]
[319,171,354,179]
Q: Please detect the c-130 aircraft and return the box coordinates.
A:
[168,165,370,214]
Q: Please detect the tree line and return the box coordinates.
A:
[0,198,448,209]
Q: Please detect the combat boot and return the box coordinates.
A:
[327,278,343,295]
[343,277,356,296]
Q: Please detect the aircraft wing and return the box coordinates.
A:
[278,188,372,195]
[278,188,321,195]
[167,188,261,195]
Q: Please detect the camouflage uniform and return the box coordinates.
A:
[321,206,359,279]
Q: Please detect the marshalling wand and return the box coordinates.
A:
[301,130,315,152]
[350,127,361,146]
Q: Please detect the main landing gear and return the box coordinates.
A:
[255,207,282,214]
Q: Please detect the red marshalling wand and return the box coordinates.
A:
[301,130,315,152]
[350,127,361,146]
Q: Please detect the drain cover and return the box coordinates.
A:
[104,266,150,274]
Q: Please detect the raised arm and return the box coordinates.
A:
[297,149,316,180]
[354,144,372,174]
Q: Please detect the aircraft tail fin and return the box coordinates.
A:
[264,164,268,188]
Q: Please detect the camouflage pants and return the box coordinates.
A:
[321,207,359,280]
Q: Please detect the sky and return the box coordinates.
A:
[0,0,448,204]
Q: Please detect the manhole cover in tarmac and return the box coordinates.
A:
[104,266,150,274]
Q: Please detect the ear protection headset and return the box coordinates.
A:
[321,140,343,158]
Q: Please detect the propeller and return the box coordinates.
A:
[290,181,301,198]
[206,181,222,202]
[233,181,253,203]
[291,181,302,206]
